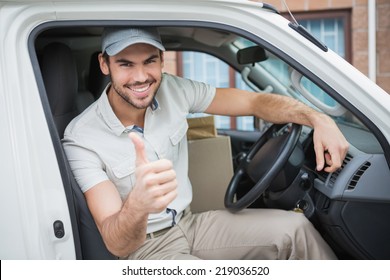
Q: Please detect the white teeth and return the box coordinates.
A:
[129,84,150,92]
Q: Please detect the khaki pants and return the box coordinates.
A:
[127,208,337,260]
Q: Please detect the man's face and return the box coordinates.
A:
[100,43,164,109]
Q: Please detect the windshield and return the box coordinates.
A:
[233,38,368,131]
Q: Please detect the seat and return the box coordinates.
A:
[87,51,110,99]
[40,42,79,138]
[40,42,115,259]
[76,51,110,112]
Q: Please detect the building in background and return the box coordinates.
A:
[265,0,389,93]
[163,0,389,130]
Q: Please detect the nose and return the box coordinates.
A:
[132,65,148,83]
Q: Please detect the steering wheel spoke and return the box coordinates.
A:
[225,123,302,212]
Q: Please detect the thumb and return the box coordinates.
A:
[129,132,149,166]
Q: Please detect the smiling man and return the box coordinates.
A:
[62,26,348,260]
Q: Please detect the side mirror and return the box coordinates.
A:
[237,46,267,65]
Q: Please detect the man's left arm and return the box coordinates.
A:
[205,88,349,173]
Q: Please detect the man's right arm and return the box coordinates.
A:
[84,180,148,258]
[83,132,178,258]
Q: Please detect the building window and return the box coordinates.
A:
[180,51,254,130]
[182,52,229,87]
[287,9,351,62]
[300,18,346,58]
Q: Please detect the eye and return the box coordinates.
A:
[145,58,156,65]
[120,62,132,67]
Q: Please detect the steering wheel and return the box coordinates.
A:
[224,123,302,212]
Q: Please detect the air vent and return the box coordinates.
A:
[347,161,371,190]
[328,154,353,188]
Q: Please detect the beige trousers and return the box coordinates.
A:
[127,208,337,260]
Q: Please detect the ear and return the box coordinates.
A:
[98,53,110,75]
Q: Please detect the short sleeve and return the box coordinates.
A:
[62,136,109,193]
[161,74,216,114]
[185,79,216,113]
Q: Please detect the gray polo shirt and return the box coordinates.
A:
[62,73,216,233]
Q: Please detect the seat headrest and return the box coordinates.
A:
[41,42,78,116]
[40,42,79,137]
[88,51,110,99]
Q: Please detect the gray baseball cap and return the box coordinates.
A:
[101,27,165,56]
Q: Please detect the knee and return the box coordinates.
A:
[284,212,315,236]
[283,212,336,259]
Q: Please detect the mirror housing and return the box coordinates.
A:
[237,46,267,65]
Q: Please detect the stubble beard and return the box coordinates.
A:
[111,78,162,110]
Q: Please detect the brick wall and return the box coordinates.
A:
[265,0,390,93]
[377,0,390,93]
[162,51,177,75]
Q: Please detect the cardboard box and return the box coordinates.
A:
[188,136,234,213]
[187,116,217,140]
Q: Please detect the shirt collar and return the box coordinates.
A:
[151,97,159,111]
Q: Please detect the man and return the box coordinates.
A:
[62,27,349,259]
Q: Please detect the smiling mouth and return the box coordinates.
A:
[127,82,153,97]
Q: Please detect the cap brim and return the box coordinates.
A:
[105,37,165,56]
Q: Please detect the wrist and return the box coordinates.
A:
[308,111,333,129]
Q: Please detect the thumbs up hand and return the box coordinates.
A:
[129,131,149,167]
[127,132,178,214]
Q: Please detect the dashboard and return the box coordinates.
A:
[297,124,390,259]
